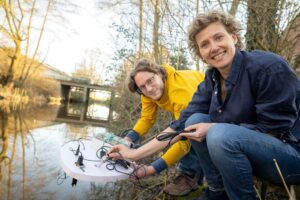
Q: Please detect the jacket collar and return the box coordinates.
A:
[211,49,243,85]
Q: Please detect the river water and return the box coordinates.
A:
[0,103,132,200]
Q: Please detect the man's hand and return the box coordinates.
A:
[179,123,215,142]
[124,136,133,143]
[131,164,156,179]
[122,129,140,143]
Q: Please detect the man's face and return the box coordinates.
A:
[134,71,164,100]
[196,22,237,72]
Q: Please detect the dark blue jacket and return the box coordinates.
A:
[170,50,300,142]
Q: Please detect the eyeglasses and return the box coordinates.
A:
[136,74,156,94]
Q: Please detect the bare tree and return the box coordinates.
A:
[139,0,143,58]
[229,0,241,16]
[0,0,53,88]
[152,0,161,63]
[246,0,300,68]
[246,0,279,51]
[72,49,105,85]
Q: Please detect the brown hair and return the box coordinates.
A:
[128,58,166,94]
[188,10,244,59]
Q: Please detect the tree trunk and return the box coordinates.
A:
[152,0,160,63]
[195,0,200,71]
[246,0,279,51]
[138,0,143,58]
[229,0,240,16]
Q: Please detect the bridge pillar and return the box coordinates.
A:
[80,86,89,120]
[82,86,89,103]
[108,91,115,122]
[60,85,71,102]
[59,80,117,125]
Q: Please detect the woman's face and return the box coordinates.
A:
[134,71,164,100]
[196,22,238,73]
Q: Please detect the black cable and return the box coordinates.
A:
[95,144,111,159]
[156,130,193,141]
[154,131,180,155]
[127,163,148,189]
[56,169,69,185]
[106,159,131,175]
[155,129,194,152]
[63,137,94,150]
[59,137,151,188]
[67,138,136,175]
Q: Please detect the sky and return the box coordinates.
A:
[41,0,115,75]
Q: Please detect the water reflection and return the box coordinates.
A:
[0,105,61,200]
[0,103,113,200]
[86,103,109,120]
[56,102,111,126]
[0,101,153,200]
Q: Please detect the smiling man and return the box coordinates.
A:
[108,10,300,200]
[124,58,205,196]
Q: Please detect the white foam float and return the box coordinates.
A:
[60,137,133,183]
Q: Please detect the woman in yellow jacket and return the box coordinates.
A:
[124,58,205,196]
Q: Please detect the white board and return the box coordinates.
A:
[60,138,133,182]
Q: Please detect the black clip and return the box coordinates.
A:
[156,130,195,141]
[75,145,80,156]
[115,159,130,169]
[100,150,106,158]
[71,178,77,187]
[75,155,84,166]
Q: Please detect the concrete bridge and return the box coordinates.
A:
[43,64,118,126]
[59,80,116,102]
[58,80,117,125]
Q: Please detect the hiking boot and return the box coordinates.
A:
[196,188,229,200]
[164,173,199,196]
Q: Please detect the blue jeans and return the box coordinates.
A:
[178,145,204,184]
[186,113,300,200]
[177,114,211,184]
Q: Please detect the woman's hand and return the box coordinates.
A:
[180,123,215,142]
[107,144,136,161]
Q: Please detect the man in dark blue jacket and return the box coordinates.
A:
[175,10,300,200]
[108,10,300,200]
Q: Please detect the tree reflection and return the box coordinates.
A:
[0,111,10,196]
[0,109,31,200]
[0,89,169,200]
[0,111,9,164]
[0,97,59,200]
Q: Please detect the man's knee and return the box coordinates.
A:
[206,124,236,154]
[185,113,210,127]
[207,124,228,143]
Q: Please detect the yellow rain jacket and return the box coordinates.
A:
[133,64,205,172]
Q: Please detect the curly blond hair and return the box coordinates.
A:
[188,10,244,59]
